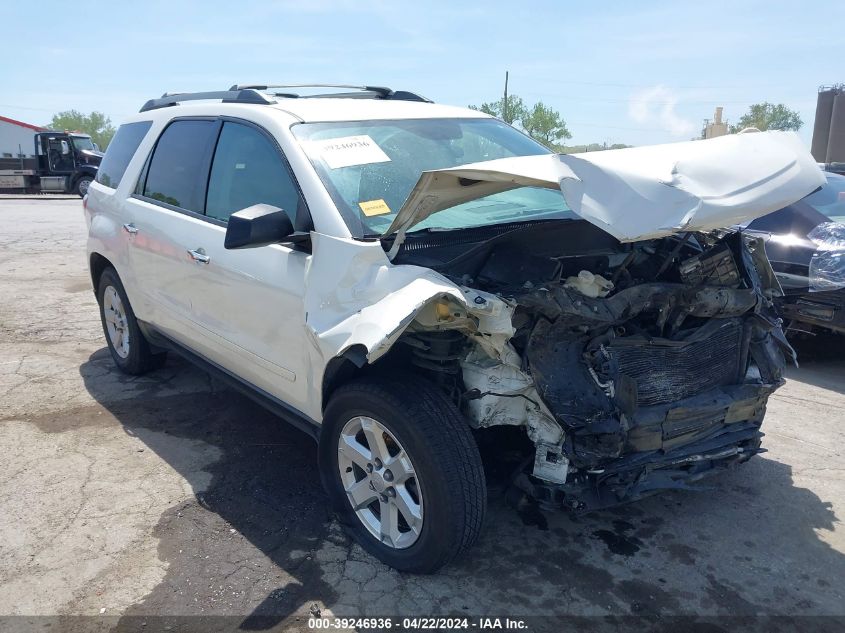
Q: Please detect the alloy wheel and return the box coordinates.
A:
[337,416,424,549]
[103,286,130,358]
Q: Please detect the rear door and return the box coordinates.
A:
[125,118,220,341]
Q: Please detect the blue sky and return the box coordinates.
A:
[2,0,841,146]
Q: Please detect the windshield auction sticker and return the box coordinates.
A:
[307,135,391,169]
[358,199,392,216]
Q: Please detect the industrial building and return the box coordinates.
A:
[702,107,729,139]
[0,115,45,171]
[811,85,845,163]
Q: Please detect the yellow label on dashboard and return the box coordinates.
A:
[358,199,392,216]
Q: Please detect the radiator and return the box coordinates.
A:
[607,319,745,407]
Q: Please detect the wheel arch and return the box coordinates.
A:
[71,168,96,193]
[316,288,515,417]
[321,344,369,414]
[89,252,114,294]
[317,292,459,416]
[73,165,98,181]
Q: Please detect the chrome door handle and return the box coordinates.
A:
[122,223,139,235]
[187,248,210,264]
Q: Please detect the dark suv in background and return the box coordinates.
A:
[746,172,845,335]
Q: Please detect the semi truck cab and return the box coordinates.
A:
[0,130,103,197]
[34,132,103,196]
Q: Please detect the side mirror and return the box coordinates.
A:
[224,203,304,250]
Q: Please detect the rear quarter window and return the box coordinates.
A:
[96,121,152,188]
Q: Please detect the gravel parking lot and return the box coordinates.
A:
[1,198,844,629]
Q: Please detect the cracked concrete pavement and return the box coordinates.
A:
[1,198,844,628]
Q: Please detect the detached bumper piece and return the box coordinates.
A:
[521,384,772,513]
[522,314,785,513]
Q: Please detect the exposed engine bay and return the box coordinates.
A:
[389,219,793,512]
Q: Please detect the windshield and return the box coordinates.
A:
[805,174,845,223]
[71,136,95,152]
[292,118,574,236]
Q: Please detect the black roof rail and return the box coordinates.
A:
[139,89,277,113]
[229,84,433,103]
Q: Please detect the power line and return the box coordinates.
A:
[518,93,797,105]
[0,103,57,112]
[515,78,814,91]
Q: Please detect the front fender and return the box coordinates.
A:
[302,233,564,453]
[303,233,514,393]
[73,165,98,185]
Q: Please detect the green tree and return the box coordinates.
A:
[45,110,116,149]
[520,101,572,150]
[468,95,527,125]
[730,102,803,133]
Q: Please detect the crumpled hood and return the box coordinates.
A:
[385,131,825,243]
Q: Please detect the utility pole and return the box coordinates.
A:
[503,71,509,123]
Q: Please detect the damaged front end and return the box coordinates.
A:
[394,225,793,513]
[514,232,793,511]
[338,132,822,514]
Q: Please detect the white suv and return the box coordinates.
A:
[85,84,823,573]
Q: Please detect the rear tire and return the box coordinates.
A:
[97,267,166,375]
[321,373,487,573]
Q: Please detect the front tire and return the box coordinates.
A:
[321,373,487,573]
[97,267,166,375]
[74,175,93,197]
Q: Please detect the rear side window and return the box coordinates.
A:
[205,121,303,223]
[142,120,218,212]
[96,121,152,188]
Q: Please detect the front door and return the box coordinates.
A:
[44,136,75,174]
[129,117,312,412]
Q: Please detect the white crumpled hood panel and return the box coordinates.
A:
[385,131,825,243]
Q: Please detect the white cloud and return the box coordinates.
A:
[628,85,696,138]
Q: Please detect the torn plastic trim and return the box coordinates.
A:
[384,131,825,245]
[459,343,568,484]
